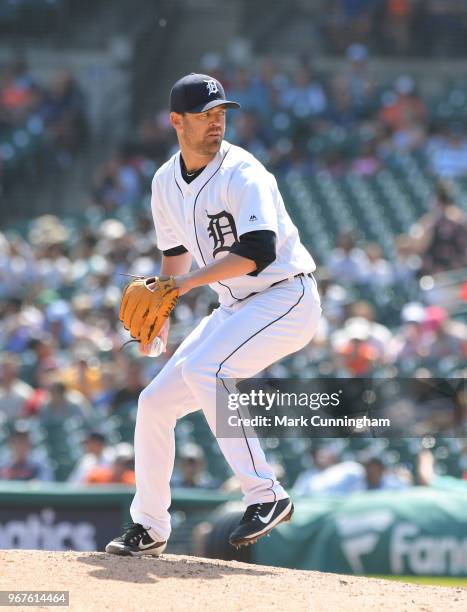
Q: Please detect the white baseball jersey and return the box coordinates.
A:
[151,140,316,306]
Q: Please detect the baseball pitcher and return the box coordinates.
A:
[106,73,322,556]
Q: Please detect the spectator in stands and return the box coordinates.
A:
[347,301,393,356]
[278,64,327,119]
[232,109,272,165]
[388,302,430,362]
[391,234,422,291]
[92,146,143,211]
[360,243,392,285]
[42,300,75,350]
[0,427,53,482]
[111,359,145,415]
[379,76,427,133]
[36,244,72,295]
[60,352,104,403]
[326,74,360,126]
[312,272,349,326]
[332,321,381,375]
[327,231,370,284]
[428,123,467,178]
[293,458,363,496]
[228,67,266,116]
[91,363,118,413]
[0,353,34,420]
[69,227,98,264]
[350,141,382,176]
[253,58,282,120]
[382,0,414,56]
[39,70,88,163]
[67,431,114,484]
[409,183,467,275]
[85,443,135,485]
[0,232,35,300]
[39,382,89,425]
[379,102,427,155]
[137,111,174,166]
[339,44,377,119]
[416,448,467,490]
[0,56,41,126]
[69,293,109,345]
[293,444,341,496]
[0,296,44,354]
[171,443,220,489]
[28,215,72,295]
[422,306,467,361]
[362,454,411,490]
[23,333,59,389]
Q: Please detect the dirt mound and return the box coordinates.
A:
[0,550,465,611]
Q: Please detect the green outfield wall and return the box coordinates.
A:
[0,482,235,554]
[254,488,467,576]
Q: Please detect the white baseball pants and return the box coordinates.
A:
[130,274,321,541]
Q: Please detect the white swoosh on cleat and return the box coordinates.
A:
[258,502,278,524]
[138,541,160,550]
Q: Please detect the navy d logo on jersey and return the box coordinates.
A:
[207,211,238,257]
[204,79,219,96]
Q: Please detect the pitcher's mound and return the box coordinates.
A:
[0,550,465,611]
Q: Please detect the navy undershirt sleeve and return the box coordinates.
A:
[163,245,189,256]
[230,230,276,276]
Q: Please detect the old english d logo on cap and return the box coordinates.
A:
[169,73,241,114]
[204,79,220,96]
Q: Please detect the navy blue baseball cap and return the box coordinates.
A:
[170,73,240,114]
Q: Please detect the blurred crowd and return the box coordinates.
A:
[321,0,467,57]
[291,439,467,496]
[0,188,465,484]
[1,45,467,489]
[0,56,87,195]
[89,45,467,218]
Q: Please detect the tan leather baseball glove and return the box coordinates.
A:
[119,276,179,345]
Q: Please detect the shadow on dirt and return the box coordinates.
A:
[77,553,273,584]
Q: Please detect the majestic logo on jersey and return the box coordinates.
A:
[249,214,258,222]
[207,211,238,257]
[204,79,219,96]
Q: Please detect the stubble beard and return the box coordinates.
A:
[200,133,223,156]
[182,127,223,159]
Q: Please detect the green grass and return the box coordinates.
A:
[370,576,467,588]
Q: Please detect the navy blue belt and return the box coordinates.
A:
[236,272,315,303]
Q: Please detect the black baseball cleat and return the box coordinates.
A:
[229,498,294,549]
[105,522,167,557]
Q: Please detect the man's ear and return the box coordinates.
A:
[170,112,183,132]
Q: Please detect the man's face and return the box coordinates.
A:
[171,105,227,158]
[181,457,203,483]
[365,460,385,488]
[0,362,17,385]
[85,438,105,456]
[11,435,31,461]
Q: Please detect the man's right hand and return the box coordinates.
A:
[139,318,170,356]
[158,318,170,349]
